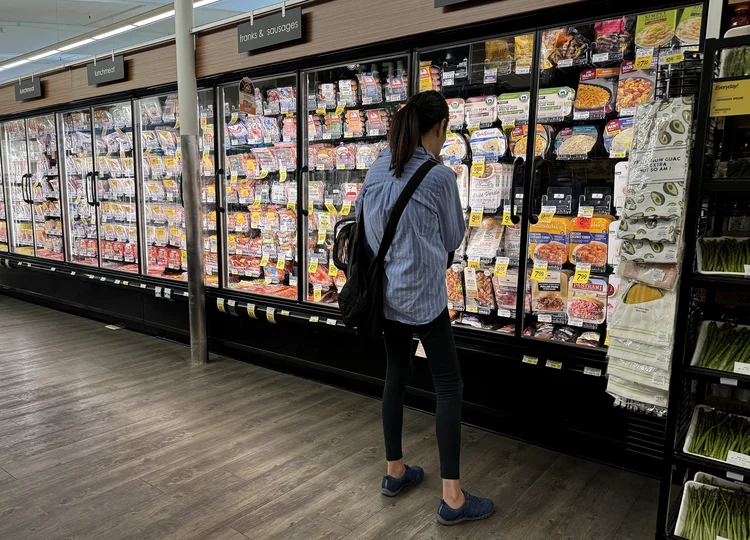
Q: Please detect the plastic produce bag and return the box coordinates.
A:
[608,278,677,346]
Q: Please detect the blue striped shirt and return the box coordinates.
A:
[355,147,466,325]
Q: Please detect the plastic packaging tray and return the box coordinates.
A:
[689,320,750,376]
[683,405,750,472]
[674,480,750,538]
[694,472,750,493]
[695,236,750,276]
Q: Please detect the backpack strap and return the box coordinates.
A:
[375,158,438,263]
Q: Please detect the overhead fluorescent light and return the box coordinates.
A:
[193,0,220,7]
[58,38,95,51]
[93,25,136,40]
[134,10,175,27]
[28,50,60,61]
[3,59,30,69]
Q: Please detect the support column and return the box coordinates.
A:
[175,0,207,364]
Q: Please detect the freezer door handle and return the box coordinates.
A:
[92,171,100,207]
[216,168,225,213]
[84,172,93,206]
[179,173,184,208]
[24,174,33,204]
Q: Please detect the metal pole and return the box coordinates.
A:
[175,0,207,364]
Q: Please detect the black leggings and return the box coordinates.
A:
[382,308,463,480]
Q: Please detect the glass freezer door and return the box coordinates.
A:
[94,102,139,273]
[0,132,8,252]
[61,109,98,266]
[27,115,64,261]
[1,120,35,256]
[219,74,299,299]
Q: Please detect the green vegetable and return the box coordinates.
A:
[688,408,750,462]
[697,322,750,373]
[681,484,750,540]
[699,238,750,273]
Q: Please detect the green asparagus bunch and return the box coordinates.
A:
[688,408,750,461]
[697,322,750,372]
[723,46,750,78]
[681,484,750,540]
[699,238,750,273]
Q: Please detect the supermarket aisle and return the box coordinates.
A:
[0,295,657,540]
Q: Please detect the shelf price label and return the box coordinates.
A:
[538,205,556,223]
[469,207,483,227]
[573,263,591,284]
[494,256,509,277]
[325,200,337,214]
[575,206,594,229]
[313,284,322,302]
[334,105,345,116]
[468,256,481,269]
[309,316,319,323]
[266,307,276,324]
[531,261,548,281]
[315,107,326,115]
[276,255,285,270]
[317,231,327,245]
[287,201,297,212]
[217,298,226,313]
[522,355,538,365]
[247,303,257,319]
[340,201,352,216]
[635,48,654,69]
[279,167,287,183]
[501,208,513,226]
[260,254,269,267]
[545,360,563,370]
[308,258,318,274]
[470,157,485,177]
[328,264,338,277]
[604,329,610,346]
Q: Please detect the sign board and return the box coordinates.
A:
[14,79,42,102]
[237,7,303,53]
[435,0,473,5]
[87,56,126,86]
[710,80,750,117]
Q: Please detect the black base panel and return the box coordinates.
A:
[0,266,660,477]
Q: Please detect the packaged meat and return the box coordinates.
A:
[616,61,656,117]
[530,217,571,268]
[344,110,365,137]
[469,164,504,212]
[593,18,633,60]
[603,118,635,158]
[569,215,610,270]
[547,27,591,67]
[365,109,389,136]
[464,267,495,314]
[469,128,507,161]
[616,261,679,290]
[503,222,522,261]
[448,164,469,210]
[576,332,601,347]
[466,217,503,259]
[356,144,378,169]
[555,126,598,160]
[567,275,608,324]
[318,83,338,109]
[497,92,530,126]
[531,270,572,314]
[441,132,469,164]
[465,96,497,127]
[419,61,441,92]
[446,263,466,311]
[358,71,382,104]
[447,98,466,130]
[492,270,518,311]
[575,68,620,120]
[552,326,580,342]
[334,144,356,170]
[532,323,555,340]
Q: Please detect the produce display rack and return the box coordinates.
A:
[656,33,750,540]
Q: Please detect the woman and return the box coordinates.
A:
[355,91,494,525]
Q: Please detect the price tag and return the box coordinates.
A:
[557,59,573,68]
[257,170,269,179]
[200,115,208,129]
[260,254,269,267]
[635,48,654,69]
[325,201,337,214]
[276,255,285,270]
[154,286,162,297]
[735,362,750,376]
[217,298,226,313]
[592,52,609,63]
[471,157,485,177]
[469,208,483,227]
[229,112,238,124]
[308,202,314,215]
[538,314,552,323]
[123,281,129,286]
[545,360,563,370]
[279,168,287,183]
[483,67,497,84]
[575,206,594,229]
[309,316,319,323]
[538,205,556,222]
[308,258,319,274]
[344,132,354,139]
[266,307,276,324]
[468,256,481,269]
[100,277,107,282]
[251,198,262,209]
[334,105,345,116]
[726,472,745,482]
[328,264,338,277]
[442,71,455,86]
[317,231,327,245]
[89,274,95,279]
[497,309,512,318]
[604,329,610,346]
[313,285,322,302]
[522,356,538,365]
[501,209,512,226]
[315,107,326,115]
[337,163,346,170]
[280,310,290,317]
[494,256,509,277]
[326,318,337,326]
[340,201,351,216]
[287,201,297,212]
[247,303,257,319]
[516,65,530,75]
[744,264,750,277]
[727,451,750,469]
[114,279,120,285]
[657,331,669,343]
[569,319,584,327]
[531,261,548,281]
[164,289,172,300]
[71,271,76,276]
[662,51,684,64]
[584,367,602,377]
[573,263,591,284]
[316,164,326,171]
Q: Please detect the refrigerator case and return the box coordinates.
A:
[0,147,5,251]
[199,91,218,287]
[303,56,410,305]
[219,75,299,299]
[1,120,35,256]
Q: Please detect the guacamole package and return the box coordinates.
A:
[529,217,571,268]
[569,215,610,270]
[619,236,682,264]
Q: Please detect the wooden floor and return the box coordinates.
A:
[0,294,659,540]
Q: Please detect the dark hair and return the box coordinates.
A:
[388,91,449,178]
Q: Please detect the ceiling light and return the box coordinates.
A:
[28,50,60,61]
[93,25,135,40]
[134,10,175,27]
[3,59,30,69]
[58,38,95,51]
[193,0,220,7]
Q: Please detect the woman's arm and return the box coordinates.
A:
[435,168,466,253]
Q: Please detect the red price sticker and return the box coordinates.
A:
[575,206,594,229]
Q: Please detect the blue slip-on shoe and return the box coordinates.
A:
[381,465,424,497]
[437,490,495,525]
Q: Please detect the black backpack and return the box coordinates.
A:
[335,159,438,338]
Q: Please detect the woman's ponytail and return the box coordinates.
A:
[388,91,449,178]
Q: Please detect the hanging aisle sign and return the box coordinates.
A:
[237,7,303,53]
[14,78,42,102]
[87,56,126,86]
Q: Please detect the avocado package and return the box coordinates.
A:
[623,97,693,221]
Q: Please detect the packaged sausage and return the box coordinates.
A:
[447,98,466,130]
[466,217,504,259]
[337,80,358,107]
[569,215,609,270]
[567,275,608,324]
[446,263,466,311]
[464,266,496,314]
[531,270,573,314]
[530,217,571,268]
[465,96,498,127]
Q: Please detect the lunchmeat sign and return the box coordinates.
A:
[237,7,303,53]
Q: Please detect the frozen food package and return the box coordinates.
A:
[675,5,702,46]
[447,98,465,130]
[464,267,496,314]
[492,270,518,311]
[609,278,677,345]
[529,217,571,268]
[446,263,466,311]
[503,222,522,261]
[419,61,441,93]
[547,27,590,67]
[537,87,576,122]
[616,61,656,117]
[531,270,572,314]
[593,17,632,60]
[509,124,550,160]
[574,68,619,120]
[334,144,356,170]
[514,34,534,72]
[485,38,514,63]
[623,97,693,221]
[465,96,497,127]
[532,323,556,340]
[635,10,677,49]
[555,126,598,160]
[441,132,469,164]
[576,331,601,347]
[569,215,609,270]
[469,128,507,161]
[567,275,607,325]
[616,261,679,289]
[604,118,635,158]
[496,92,530,126]
[448,164,469,210]
[469,165,503,212]
[466,217,503,259]
[552,326,579,342]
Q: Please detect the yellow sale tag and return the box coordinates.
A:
[202,148,209,161]
[470,159,485,177]
[573,263,591,284]
[501,210,512,226]
[174,119,180,130]
[176,149,182,161]
[494,257,509,277]
[258,170,269,179]
[469,208,483,227]
[325,202,337,214]
[260,254,269,267]
[266,308,276,324]
[546,360,563,370]
[229,112,238,124]
[467,125,480,135]
[604,330,611,346]
[308,203,314,215]
[538,206,556,223]
[635,52,653,69]
[663,52,684,64]
[120,150,126,159]
[308,259,318,274]
[247,303,257,319]
[315,108,326,115]
[279,168,287,182]
[468,257,481,269]
[328,264,338,277]
[276,255,285,269]
[334,105,345,116]
[251,198,262,208]
[317,231,327,245]
[287,201,296,212]
[200,116,207,129]
[217,298,226,313]
[313,286,322,302]
[340,201,351,216]
[531,262,548,282]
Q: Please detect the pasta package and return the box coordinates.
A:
[532,270,573,314]
[509,124,550,160]
[616,61,656,117]
[555,126,598,160]
[604,118,635,158]
[567,276,608,325]
[469,164,504,212]
[440,131,469,164]
[485,38,514,63]
[530,217,571,268]
[570,216,609,270]
[635,10,677,49]
[514,34,534,72]
[575,68,619,120]
[470,128,507,160]
[675,5,702,45]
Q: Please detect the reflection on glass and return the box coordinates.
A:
[199,90,218,287]
[28,115,63,260]
[304,56,409,305]
[1,120,34,255]
[222,75,299,298]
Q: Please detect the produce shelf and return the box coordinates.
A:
[701,179,750,193]
[683,365,750,387]
[691,273,750,289]
[674,449,750,480]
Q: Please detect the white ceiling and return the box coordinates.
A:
[0,0,276,84]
